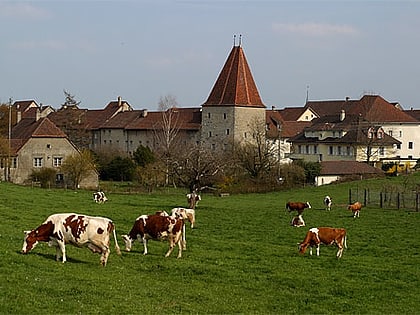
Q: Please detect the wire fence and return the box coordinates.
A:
[349,188,420,211]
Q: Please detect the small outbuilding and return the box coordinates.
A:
[315,161,385,186]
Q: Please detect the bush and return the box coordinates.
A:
[29,168,57,188]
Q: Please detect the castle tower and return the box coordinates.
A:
[201,43,266,151]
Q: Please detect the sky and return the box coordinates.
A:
[1,0,420,111]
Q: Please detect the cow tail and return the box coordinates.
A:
[112,225,122,256]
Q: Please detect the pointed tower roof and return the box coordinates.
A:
[203,45,265,108]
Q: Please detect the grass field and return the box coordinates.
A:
[0,177,419,314]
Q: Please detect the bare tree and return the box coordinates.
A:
[234,117,278,178]
[153,94,181,185]
[62,90,81,108]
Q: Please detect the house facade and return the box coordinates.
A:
[1,116,98,188]
[288,95,419,167]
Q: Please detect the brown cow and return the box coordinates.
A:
[122,213,184,258]
[286,201,311,215]
[348,201,362,218]
[298,227,347,259]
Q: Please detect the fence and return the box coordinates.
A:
[349,188,420,211]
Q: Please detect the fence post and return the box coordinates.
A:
[349,189,352,205]
[380,192,383,208]
[364,189,367,206]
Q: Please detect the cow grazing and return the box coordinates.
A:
[298,227,347,259]
[93,191,108,204]
[291,215,305,227]
[323,196,332,211]
[171,207,195,229]
[286,201,311,215]
[22,213,121,266]
[122,213,184,258]
[171,207,196,250]
[186,191,201,209]
[348,201,362,218]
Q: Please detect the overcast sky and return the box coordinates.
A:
[1,1,419,110]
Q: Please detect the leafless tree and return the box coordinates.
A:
[153,94,182,185]
[234,117,278,178]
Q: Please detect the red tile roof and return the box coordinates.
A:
[11,117,67,153]
[320,161,384,176]
[203,46,265,108]
[305,95,417,123]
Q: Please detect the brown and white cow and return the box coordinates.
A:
[286,201,311,215]
[348,201,362,218]
[290,214,305,227]
[93,191,108,204]
[122,213,184,258]
[187,191,201,209]
[171,207,196,250]
[22,213,121,266]
[298,227,347,259]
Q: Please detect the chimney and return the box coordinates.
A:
[118,96,122,107]
[345,96,350,102]
[340,109,345,121]
[141,109,148,117]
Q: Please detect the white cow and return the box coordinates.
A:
[22,213,121,266]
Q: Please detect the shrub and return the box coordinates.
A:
[29,168,57,188]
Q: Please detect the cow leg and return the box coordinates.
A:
[100,247,110,266]
[336,245,343,259]
[309,247,313,256]
[316,245,320,256]
[142,238,148,255]
[57,241,66,263]
[182,224,187,250]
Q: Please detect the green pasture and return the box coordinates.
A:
[0,177,419,314]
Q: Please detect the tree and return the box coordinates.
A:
[154,94,181,185]
[61,149,97,189]
[62,90,81,108]
[133,145,155,167]
[234,117,277,178]
[102,156,136,181]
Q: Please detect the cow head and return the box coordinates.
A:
[21,230,39,254]
[121,235,132,252]
[306,202,311,208]
[298,242,308,254]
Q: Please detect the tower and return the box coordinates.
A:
[201,42,266,151]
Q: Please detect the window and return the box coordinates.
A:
[208,113,211,119]
[314,145,318,154]
[46,144,51,149]
[34,157,43,167]
[379,147,384,156]
[338,146,342,155]
[408,142,413,149]
[389,130,393,137]
[305,145,309,154]
[209,131,212,137]
[53,157,63,167]
[377,131,383,139]
[396,143,401,149]
[346,146,351,156]
[226,129,230,135]
[329,146,333,155]
[399,131,402,137]
[211,144,216,150]
[298,145,302,154]
[223,113,227,119]
[11,158,17,168]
